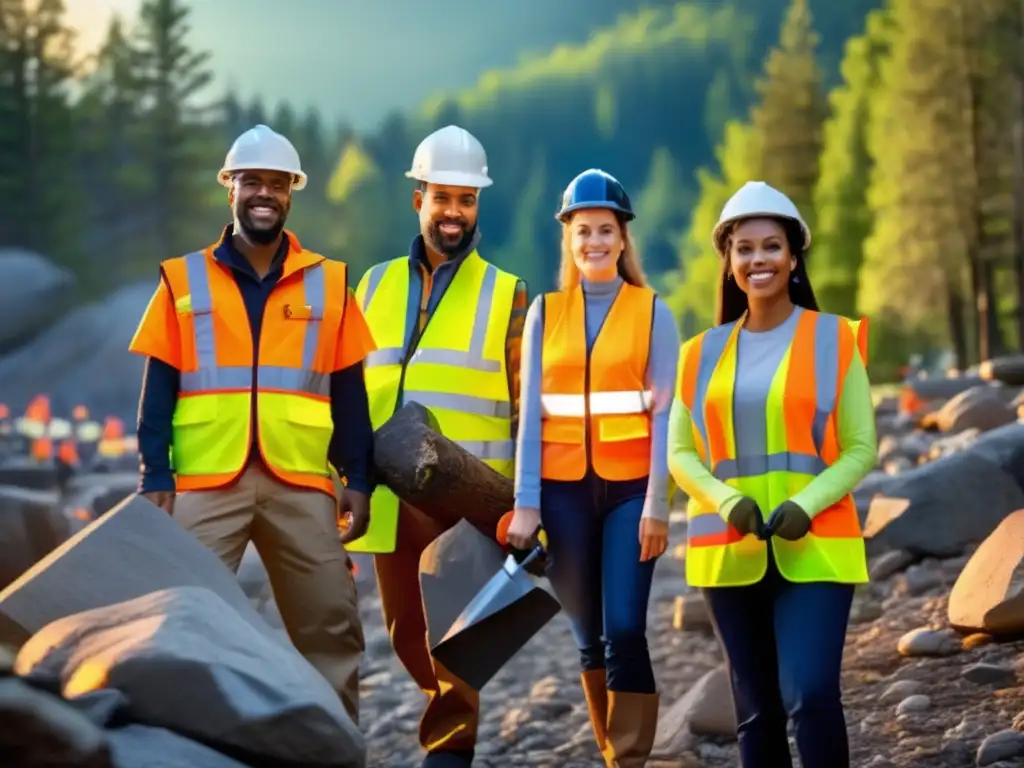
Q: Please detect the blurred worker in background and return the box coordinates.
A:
[506,168,678,766]
[669,181,875,768]
[128,124,376,725]
[350,125,528,768]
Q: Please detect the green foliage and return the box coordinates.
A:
[749,0,826,222]
[809,9,892,317]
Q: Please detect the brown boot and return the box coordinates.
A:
[580,669,609,752]
[602,690,660,767]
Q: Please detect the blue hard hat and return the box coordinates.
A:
[556,169,635,222]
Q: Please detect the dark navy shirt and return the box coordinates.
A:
[137,226,373,495]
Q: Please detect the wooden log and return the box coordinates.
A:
[372,402,513,536]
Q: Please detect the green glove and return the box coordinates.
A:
[726,497,764,537]
[764,501,812,540]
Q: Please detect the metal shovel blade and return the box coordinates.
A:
[430,550,561,691]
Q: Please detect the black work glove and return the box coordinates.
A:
[727,497,764,537]
[763,501,812,541]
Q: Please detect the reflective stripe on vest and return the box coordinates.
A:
[680,310,869,587]
[180,253,330,397]
[162,246,347,495]
[540,283,655,482]
[348,252,519,553]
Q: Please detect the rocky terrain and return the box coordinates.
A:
[4,370,1024,766]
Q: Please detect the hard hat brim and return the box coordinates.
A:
[712,212,811,255]
[405,169,493,189]
[556,201,635,223]
[218,166,307,191]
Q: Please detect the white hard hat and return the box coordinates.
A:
[405,125,493,188]
[218,124,307,191]
[712,181,810,255]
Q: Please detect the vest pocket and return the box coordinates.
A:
[268,396,332,473]
[597,414,650,443]
[541,419,585,445]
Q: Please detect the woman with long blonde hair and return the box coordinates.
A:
[506,169,679,766]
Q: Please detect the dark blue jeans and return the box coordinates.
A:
[540,475,657,693]
[703,553,854,768]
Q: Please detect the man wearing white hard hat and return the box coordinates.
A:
[350,125,527,767]
[129,124,376,727]
[668,181,876,768]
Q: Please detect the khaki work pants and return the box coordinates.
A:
[173,464,364,723]
[374,502,481,753]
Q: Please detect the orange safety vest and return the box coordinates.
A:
[679,309,869,586]
[58,439,79,465]
[540,282,656,482]
[157,240,349,495]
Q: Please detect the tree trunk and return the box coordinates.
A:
[372,402,513,536]
[947,280,969,370]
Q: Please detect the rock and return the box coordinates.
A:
[948,509,1024,636]
[0,249,75,351]
[16,586,366,767]
[854,472,900,521]
[0,459,59,490]
[927,428,981,459]
[106,724,249,767]
[962,633,995,649]
[672,594,712,633]
[977,729,1024,765]
[897,627,961,657]
[651,665,735,758]
[0,676,111,767]
[870,549,916,581]
[863,452,1024,558]
[880,679,925,704]
[0,281,153,423]
[902,564,941,596]
[0,495,277,647]
[0,485,67,591]
[961,663,1017,687]
[969,422,1024,492]
[932,385,1016,434]
[895,694,931,714]
[849,599,883,625]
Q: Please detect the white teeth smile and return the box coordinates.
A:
[440,223,462,234]
[748,271,775,283]
[585,251,609,260]
[251,206,275,216]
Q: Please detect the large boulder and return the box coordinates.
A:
[0,495,274,647]
[106,724,249,767]
[0,486,67,591]
[967,421,1024,492]
[0,281,154,423]
[863,451,1024,557]
[15,587,365,767]
[948,509,1024,637]
[0,249,75,352]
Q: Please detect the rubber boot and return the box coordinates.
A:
[580,669,609,753]
[602,690,660,767]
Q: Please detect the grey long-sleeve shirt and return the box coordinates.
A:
[514,276,681,521]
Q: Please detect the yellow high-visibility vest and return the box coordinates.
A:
[679,310,870,587]
[348,251,519,553]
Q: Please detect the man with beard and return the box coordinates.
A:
[348,125,528,768]
[128,124,374,725]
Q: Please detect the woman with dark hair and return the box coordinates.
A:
[506,168,680,766]
[667,181,877,768]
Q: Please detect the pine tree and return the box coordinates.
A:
[668,120,761,333]
[632,148,691,275]
[748,0,826,223]
[0,0,77,259]
[130,0,215,259]
[810,10,892,317]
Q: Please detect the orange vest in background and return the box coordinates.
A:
[31,438,53,461]
[539,282,656,482]
[58,439,79,465]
